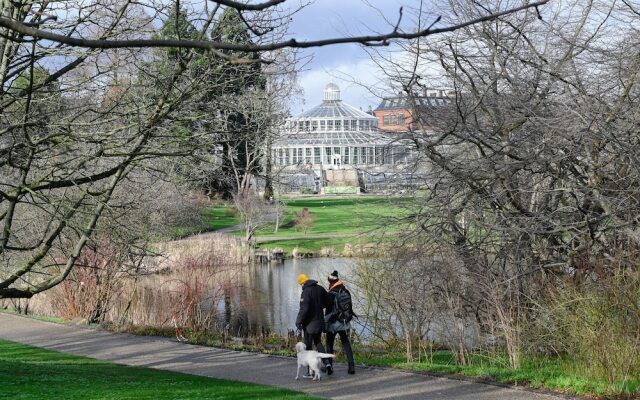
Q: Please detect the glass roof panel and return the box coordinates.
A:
[274,131,395,147]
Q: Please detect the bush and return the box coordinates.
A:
[293,208,314,234]
[531,270,640,389]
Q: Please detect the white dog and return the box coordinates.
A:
[294,342,336,381]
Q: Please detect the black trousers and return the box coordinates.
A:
[326,329,354,367]
[304,330,330,366]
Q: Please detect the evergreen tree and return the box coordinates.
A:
[207,8,268,199]
[157,5,198,62]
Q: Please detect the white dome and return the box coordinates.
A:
[324,83,341,101]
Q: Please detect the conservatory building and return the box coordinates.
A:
[272,83,411,170]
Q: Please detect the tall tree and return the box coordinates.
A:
[208,7,267,198]
[0,0,549,299]
[370,0,640,370]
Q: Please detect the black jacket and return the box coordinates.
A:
[325,282,351,313]
[324,281,353,332]
[295,280,329,334]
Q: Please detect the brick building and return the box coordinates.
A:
[373,89,455,132]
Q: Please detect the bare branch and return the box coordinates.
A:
[0,1,550,52]
[212,0,287,11]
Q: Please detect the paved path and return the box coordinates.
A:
[0,313,568,400]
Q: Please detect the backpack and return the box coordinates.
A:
[333,287,354,323]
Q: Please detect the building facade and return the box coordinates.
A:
[373,89,455,132]
[273,84,411,171]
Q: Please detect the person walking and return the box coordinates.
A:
[295,273,331,376]
[324,270,355,375]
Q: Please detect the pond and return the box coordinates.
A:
[225,257,364,337]
[225,257,481,347]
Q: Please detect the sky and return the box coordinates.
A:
[284,0,423,114]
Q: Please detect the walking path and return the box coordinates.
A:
[0,313,569,400]
[197,224,396,243]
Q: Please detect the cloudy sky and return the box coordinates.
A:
[284,0,421,114]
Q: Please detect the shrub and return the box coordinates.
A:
[293,208,314,234]
[532,270,640,390]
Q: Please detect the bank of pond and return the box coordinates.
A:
[4,253,638,398]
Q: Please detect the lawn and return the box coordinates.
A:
[206,197,407,236]
[169,196,409,253]
[255,197,409,237]
[350,349,640,398]
[202,204,241,230]
[170,204,240,238]
[199,196,410,254]
[0,339,316,400]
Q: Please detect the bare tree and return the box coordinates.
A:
[234,190,274,242]
[0,0,550,299]
[293,207,314,234]
[369,0,640,372]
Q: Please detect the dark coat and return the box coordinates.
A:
[324,281,352,333]
[295,279,329,334]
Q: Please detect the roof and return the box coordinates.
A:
[374,96,454,111]
[273,131,394,147]
[297,101,377,120]
[292,83,377,120]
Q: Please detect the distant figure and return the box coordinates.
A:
[296,273,332,377]
[325,270,356,375]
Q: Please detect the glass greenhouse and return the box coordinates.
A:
[273,84,410,168]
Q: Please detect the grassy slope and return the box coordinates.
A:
[169,197,408,252]
[217,197,409,253]
[171,205,241,238]
[203,205,241,230]
[1,339,315,400]
[261,197,406,236]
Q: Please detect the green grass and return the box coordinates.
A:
[170,205,240,238]
[202,205,240,230]
[351,349,640,398]
[0,308,68,325]
[175,197,409,244]
[0,339,316,400]
[210,196,407,235]
[253,197,408,237]
[69,321,640,399]
[195,196,409,255]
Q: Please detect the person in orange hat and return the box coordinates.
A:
[295,273,331,377]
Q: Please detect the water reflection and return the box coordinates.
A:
[228,258,359,336]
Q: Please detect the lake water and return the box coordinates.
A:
[225,257,362,336]
[226,257,481,347]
